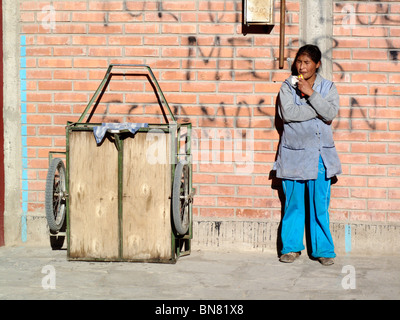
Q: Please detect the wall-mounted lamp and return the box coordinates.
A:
[243,0,286,69]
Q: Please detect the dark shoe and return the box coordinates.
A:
[318,257,334,266]
[279,252,300,263]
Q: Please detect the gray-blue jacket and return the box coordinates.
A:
[274,74,342,180]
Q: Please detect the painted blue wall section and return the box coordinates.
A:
[345,224,351,253]
[20,35,27,242]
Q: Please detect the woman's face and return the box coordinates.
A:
[295,54,321,80]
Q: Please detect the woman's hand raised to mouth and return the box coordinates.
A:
[297,76,314,97]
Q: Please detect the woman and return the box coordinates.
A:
[275,44,341,266]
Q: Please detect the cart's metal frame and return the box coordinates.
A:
[47,64,193,263]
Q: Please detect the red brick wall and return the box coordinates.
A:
[332,1,400,222]
[19,1,400,224]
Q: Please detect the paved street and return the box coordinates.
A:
[0,246,399,302]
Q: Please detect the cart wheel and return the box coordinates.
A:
[45,158,67,233]
[172,160,190,235]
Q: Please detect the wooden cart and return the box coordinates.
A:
[45,64,194,263]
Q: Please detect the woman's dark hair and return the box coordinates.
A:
[291,44,322,75]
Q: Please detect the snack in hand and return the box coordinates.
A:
[297,74,305,96]
[290,75,299,86]
[290,74,304,86]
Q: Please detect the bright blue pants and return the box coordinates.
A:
[281,156,336,258]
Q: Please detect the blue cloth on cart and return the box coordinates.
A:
[93,123,149,144]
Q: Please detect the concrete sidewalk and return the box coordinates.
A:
[0,246,399,300]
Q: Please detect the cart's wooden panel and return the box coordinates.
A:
[122,131,172,261]
[68,131,119,260]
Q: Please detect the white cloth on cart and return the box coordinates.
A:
[93,123,149,144]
